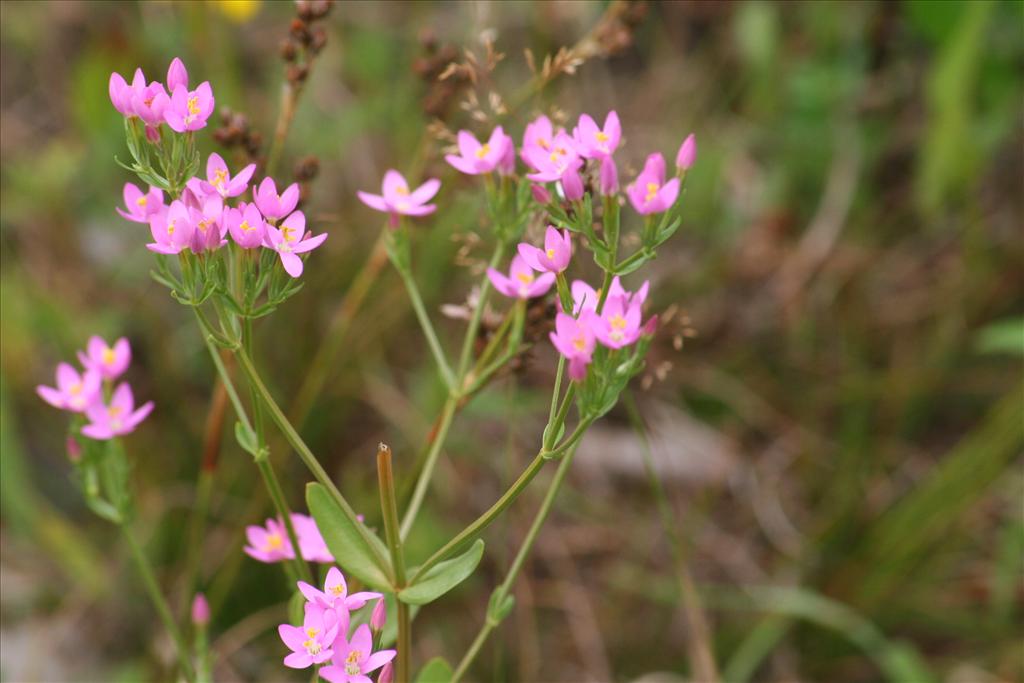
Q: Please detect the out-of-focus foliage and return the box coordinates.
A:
[1,2,1021,682]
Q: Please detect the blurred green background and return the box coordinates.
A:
[1,1,1022,681]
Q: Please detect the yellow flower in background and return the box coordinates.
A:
[213,0,260,22]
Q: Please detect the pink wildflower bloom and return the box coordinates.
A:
[81,383,154,440]
[279,601,343,669]
[130,77,169,128]
[517,226,571,274]
[675,133,697,171]
[593,295,643,349]
[561,167,584,201]
[264,211,328,278]
[163,81,214,133]
[77,335,131,380]
[147,200,194,254]
[487,254,556,300]
[627,153,680,215]
[117,183,165,223]
[523,131,583,183]
[36,363,101,413]
[549,311,599,381]
[599,156,619,195]
[254,177,300,220]
[569,277,648,314]
[225,202,266,249]
[573,111,621,159]
[108,69,139,117]
[200,152,256,198]
[292,513,335,563]
[244,517,296,563]
[191,593,210,626]
[188,194,226,254]
[445,127,512,175]
[319,624,396,683]
[166,57,189,93]
[521,115,558,163]
[357,170,440,226]
[298,566,382,611]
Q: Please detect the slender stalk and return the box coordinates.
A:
[399,396,458,540]
[451,442,583,683]
[376,444,410,682]
[456,241,507,381]
[623,391,719,682]
[395,266,456,390]
[234,345,391,570]
[122,525,196,683]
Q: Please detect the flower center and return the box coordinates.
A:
[239,220,254,232]
[303,639,321,656]
[167,220,176,236]
[264,533,283,551]
[345,650,361,676]
[69,382,83,395]
[572,335,587,351]
[329,584,345,597]
[197,219,211,233]
[102,347,117,365]
[306,627,320,638]
[136,196,148,207]
[545,248,556,260]
[537,137,550,150]
[109,406,123,418]
[610,314,627,330]
[644,182,659,203]
[212,168,228,188]
[395,185,409,196]
[281,225,296,242]
[187,95,200,116]
[515,272,533,285]
[475,144,491,160]
[595,131,609,143]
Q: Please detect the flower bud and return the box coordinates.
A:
[599,156,618,196]
[561,168,584,202]
[378,662,394,683]
[531,184,551,205]
[66,436,82,463]
[371,598,387,631]
[675,133,696,171]
[641,314,659,337]
[191,593,210,626]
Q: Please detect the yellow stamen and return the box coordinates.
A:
[475,144,491,159]
[136,196,148,207]
[395,185,409,196]
[595,131,609,143]
[306,627,320,638]
[167,220,176,236]
[644,182,659,203]
[187,95,200,116]
[264,533,283,551]
[109,406,123,418]
[515,272,533,285]
[212,168,228,188]
[610,315,627,330]
[329,584,345,596]
[538,137,550,150]
[572,336,586,351]
[546,248,556,259]
[239,220,253,232]
[102,347,116,365]
[69,383,82,395]
[281,225,296,242]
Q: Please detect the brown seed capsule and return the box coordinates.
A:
[309,0,332,19]
[286,64,309,83]
[309,27,327,55]
[293,155,320,182]
[280,38,298,62]
[295,0,314,21]
[290,18,311,45]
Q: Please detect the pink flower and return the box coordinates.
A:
[81,383,154,440]
[599,156,618,195]
[298,566,382,612]
[117,183,165,223]
[319,624,396,683]
[292,513,335,563]
[166,57,189,93]
[626,153,680,215]
[254,177,300,220]
[445,126,513,175]
[187,193,227,254]
[523,131,582,183]
[592,295,643,349]
[244,517,296,563]
[279,601,343,669]
[370,598,387,631]
[378,662,394,683]
[517,226,571,273]
[77,335,131,380]
[130,77,169,129]
[37,363,101,413]
[521,115,558,163]
[191,593,210,626]
[675,133,696,171]
[530,184,551,204]
[163,82,214,133]
[200,152,256,198]
[573,111,621,159]
[569,277,648,314]
[263,210,328,278]
[225,202,266,249]
[357,170,440,225]
[487,254,556,300]
[147,200,194,255]
[549,311,599,380]
[561,167,584,201]
[108,69,141,117]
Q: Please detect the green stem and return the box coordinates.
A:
[377,444,410,681]
[395,266,456,391]
[451,441,583,683]
[234,346,391,571]
[399,396,458,540]
[456,241,507,382]
[122,525,196,683]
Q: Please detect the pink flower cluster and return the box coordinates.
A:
[37,336,154,440]
[279,567,396,683]
[446,111,695,216]
[109,58,214,139]
[244,513,335,564]
[118,153,327,278]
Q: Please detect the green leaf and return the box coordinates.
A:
[399,539,484,605]
[414,656,454,683]
[234,422,258,457]
[973,317,1024,356]
[288,589,306,626]
[306,483,392,591]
